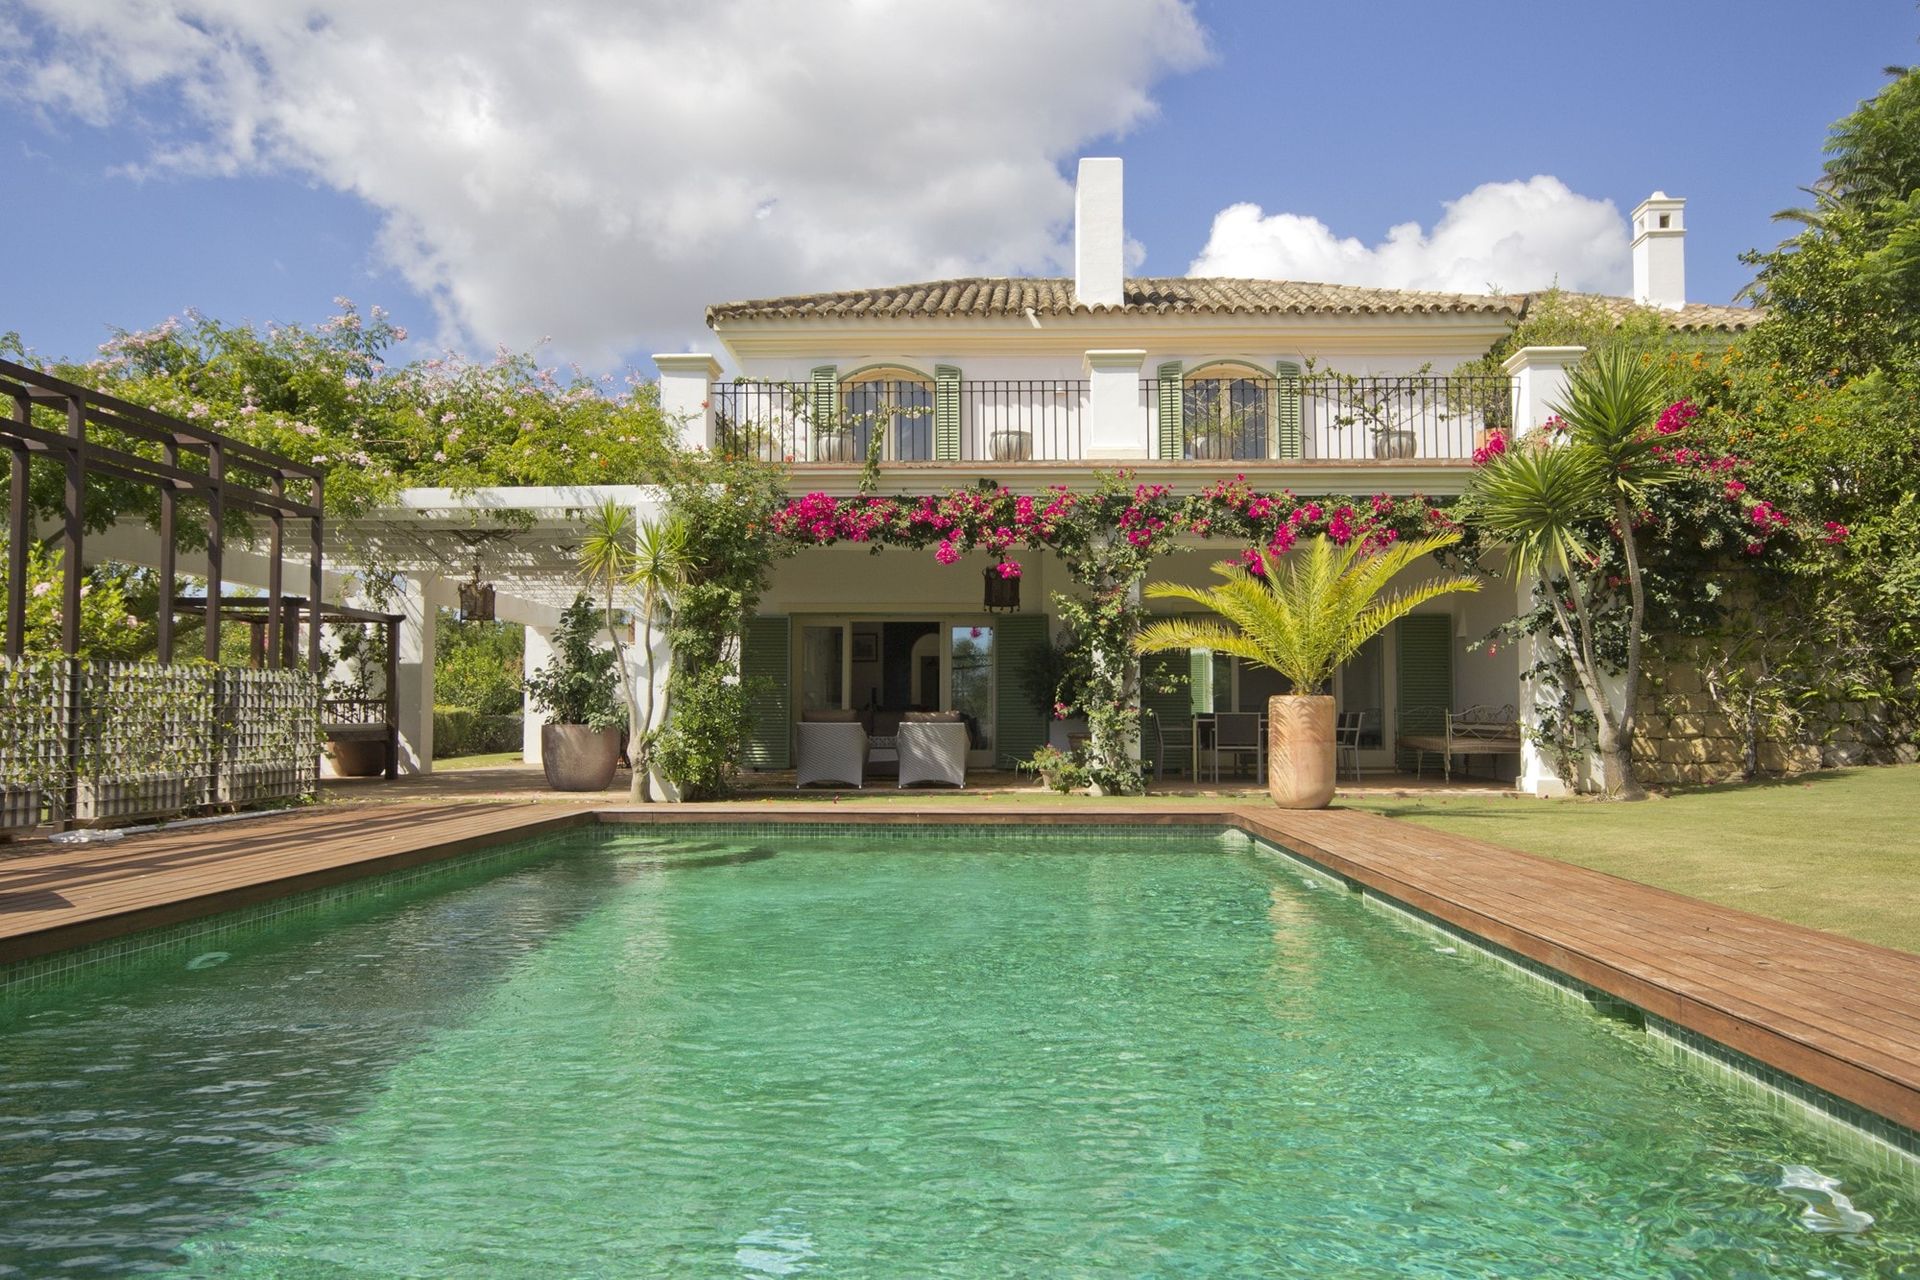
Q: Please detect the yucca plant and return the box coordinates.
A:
[1135,532,1480,693]
[577,499,689,802]
[1466,347,1680,799]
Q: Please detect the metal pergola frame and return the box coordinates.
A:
[1,356,326,669]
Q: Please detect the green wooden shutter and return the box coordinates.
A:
[1275,359,1303,460]
[1187,648,1214,714]
[1394,613,1454,771]
[741,614,791,769]
[993,613,1050,769]
[934,364,962,461]
[808,365,839,441]
[1140,651,1192,775]
[1155,360,1184,460]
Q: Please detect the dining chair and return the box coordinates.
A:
[1211,711,1263,783]
[1145,709,1193,783]
[1335,710,1365,783]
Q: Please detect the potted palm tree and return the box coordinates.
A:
[1137,534,1480,808]
[523,594,625,791]
[577,499,689,803]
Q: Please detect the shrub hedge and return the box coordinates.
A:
[432,706,523,758]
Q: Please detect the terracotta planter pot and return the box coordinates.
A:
[1267,694,1337,809]
[325,737,388,778]
[541,724,621,792]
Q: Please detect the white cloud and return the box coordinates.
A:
[4,0,1207,364]
[1187,176,1630,296]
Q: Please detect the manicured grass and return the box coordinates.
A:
[431,751,525,771]
[1349,765,1920,954]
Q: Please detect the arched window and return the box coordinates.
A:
[1182,363,1273,461]
[838,366,935,462]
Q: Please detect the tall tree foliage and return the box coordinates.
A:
[1679,66,1920,730]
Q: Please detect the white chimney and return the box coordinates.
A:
[1631,191,1686,310]
[1073,157,1125,308]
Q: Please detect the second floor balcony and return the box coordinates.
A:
[703,372,1512,468]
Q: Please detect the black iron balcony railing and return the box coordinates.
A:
[709,379,1086,463]
[710,373,1510,465]
[1143,374,1512,463]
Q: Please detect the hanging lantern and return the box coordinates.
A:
[982,567,1020,614]
[458,556,496,622]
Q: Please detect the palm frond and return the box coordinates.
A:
[1464,446,1606,581]
[1136,533,1478,691]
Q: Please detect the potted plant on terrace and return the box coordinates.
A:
[577,500,689,803]
[524,594,625,791]
[1136,533,1480,809]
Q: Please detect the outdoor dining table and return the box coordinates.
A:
[1191,712,1267,782]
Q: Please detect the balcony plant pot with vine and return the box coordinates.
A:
[1371,427,1418,459]
[812,426,859,463]
[524,596,626,792]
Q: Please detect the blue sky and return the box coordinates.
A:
[4,1,1914,372]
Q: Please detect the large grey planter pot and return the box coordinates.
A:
[542,724,621,792]
[1267,694,1337,810]
[325,737,388,778]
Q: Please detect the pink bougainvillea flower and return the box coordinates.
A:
[995,560,1022,579]
[1822,522,1850,544]
[1655,398,1698,436]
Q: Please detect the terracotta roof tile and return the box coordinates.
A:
[705,276,1762,332]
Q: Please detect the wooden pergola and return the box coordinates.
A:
[1,356,325,668]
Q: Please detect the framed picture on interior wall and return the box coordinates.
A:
[852,634,878,663]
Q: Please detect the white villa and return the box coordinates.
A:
[634,159,1754,793]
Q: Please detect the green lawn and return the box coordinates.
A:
[1350,766,1920,954]
[431,751,525,771]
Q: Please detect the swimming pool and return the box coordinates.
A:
[1,827,1913,1276]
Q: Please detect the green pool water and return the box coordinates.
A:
[1,830,1915,1277]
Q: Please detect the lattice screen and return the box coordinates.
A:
[0,659,321,831]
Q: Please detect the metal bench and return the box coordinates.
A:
[1396,704,1522,781]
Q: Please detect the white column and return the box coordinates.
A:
[1503,345,1585,437]
[394,575,448,775]
[521,623,555,765]
[1084,349,1148,459]
[654,353,722,452]
[1513,581,1570,798]
[1505,344,1586,797]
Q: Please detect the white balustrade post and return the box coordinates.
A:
[521,623,554,765]
[654,354,722,452]
[1503,345,1585,438]
[1083,349,1147,460]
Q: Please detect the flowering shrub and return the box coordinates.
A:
[8,303,674,532]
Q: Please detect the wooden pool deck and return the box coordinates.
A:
[2,797,1917,1140]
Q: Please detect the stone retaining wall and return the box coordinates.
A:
[1632,645,1906,788]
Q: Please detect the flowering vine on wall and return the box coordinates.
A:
[767,471,1456,793]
